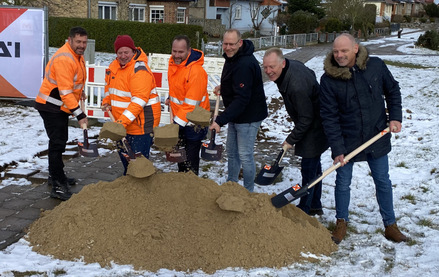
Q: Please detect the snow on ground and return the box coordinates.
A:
[1,30,439,276]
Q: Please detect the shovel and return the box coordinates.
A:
[165,108,187,163]
[107,110,141,161]
[201,94,223,161]
[255,144,288,186]
[271,127,391,208]
[78,99,99,157]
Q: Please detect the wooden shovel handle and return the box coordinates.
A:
[107,109,116,122]
[213,94,220,120]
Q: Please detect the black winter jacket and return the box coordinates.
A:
[320,45,402,161]
[276,59,328,158]
[215,40,268,126]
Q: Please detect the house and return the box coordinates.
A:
[28,0,194,24]
[191,0,286,36]
[365,0,433,22]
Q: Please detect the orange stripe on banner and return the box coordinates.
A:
[0,74,27,98]
[153,72,162,87]
[0,8,27,33]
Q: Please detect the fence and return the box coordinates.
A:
[202,28,391,57]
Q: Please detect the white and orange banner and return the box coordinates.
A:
[0,6,45,98]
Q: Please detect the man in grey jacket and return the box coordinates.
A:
[263,47,328,215]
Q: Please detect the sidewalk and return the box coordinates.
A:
[0,33,416,251]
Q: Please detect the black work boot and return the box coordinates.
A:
[48,175,76,186]
[50,180,72,201]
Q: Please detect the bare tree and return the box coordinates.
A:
[248,0,274,35]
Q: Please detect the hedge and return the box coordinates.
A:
[49,17,204,54]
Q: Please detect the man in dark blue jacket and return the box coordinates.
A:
[209,29,268,192]
[263,47,328,215]
[320,33,407,244]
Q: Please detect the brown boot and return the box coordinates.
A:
[332,219,347,244]
[385,223,408,242]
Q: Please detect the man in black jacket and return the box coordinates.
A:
[320,33,407,244]
[263,47,328,215]
[209,29,268,192]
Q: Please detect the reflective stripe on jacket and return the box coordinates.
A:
[168,48,210,126]
[35,42,86,118]
[102,47,161,135]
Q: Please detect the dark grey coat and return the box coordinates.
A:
[320,45,402,161]
[277,59,328,158]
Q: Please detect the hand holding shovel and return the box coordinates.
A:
[201,94,223,161]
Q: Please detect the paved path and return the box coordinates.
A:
[0,31,422,250]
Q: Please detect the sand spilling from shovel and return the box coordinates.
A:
[99,121,126,141]
[126,156,156,178]
[27,172,337,274]
[186,105,211,127]
[153,124,179,151]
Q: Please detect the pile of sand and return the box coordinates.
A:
[27,172,337,274]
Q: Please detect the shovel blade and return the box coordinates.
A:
[78,142,99,157]
[255,165,284,186]
[201,143,223,161]
[166,148,187,163]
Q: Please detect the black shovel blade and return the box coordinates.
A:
[255,164,284,186]
[201,129,223,161]
[166,148,187,163]
[271,183,309,208]
[78,129,99,157]
[201,142,223,161]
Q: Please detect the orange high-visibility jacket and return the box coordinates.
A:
[102,47,161,135]
[35,42,86,119]
[168,48,210,126]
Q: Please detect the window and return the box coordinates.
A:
[234,5,242,20]
[129,4,146,22]
[150,5,164,23]
[177,7,186,23]
[98,2,117,20]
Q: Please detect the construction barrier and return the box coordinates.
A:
[83,53,224,125]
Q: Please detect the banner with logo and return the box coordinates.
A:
[0,6,45,98]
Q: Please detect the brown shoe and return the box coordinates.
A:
[385,223,408,242]
[332,219,347,244]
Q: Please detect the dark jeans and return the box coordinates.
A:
[296,155,323,214]
[38,110,69,182]
[117,133,153,175]
[177,125,207,175]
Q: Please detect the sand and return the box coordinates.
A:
[126,156,156,178]
[27,172,337,274]
[153,124,179,151]
[99,122,126,141]
[186,106,211,127]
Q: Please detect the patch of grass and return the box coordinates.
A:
[401,193,416,204]
[201,163,214,172]
[12,271,48,277]
[417,218,433,227]
[430,168,437,174]
[384,257,395,272]
[396,161,408,168]
[383,60,432,69]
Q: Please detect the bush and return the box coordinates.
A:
[416,30,439,50]
[391,14,405,23]
[419,17,428,23]
[49,17,203,53]
[404,15,412,23]
[325,17,343,33]
[287,10,319,34]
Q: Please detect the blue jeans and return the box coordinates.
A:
[117,133,153,175]
[334,154,396,227]
[296,155,323,214]
[226,121,262,192]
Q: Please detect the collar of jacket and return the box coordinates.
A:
[323,44,369,80]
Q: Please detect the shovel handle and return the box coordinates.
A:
[107,109,116,122]
[213,94,220,120]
